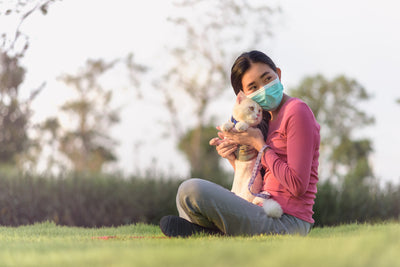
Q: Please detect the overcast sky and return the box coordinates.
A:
[5,0,399,184]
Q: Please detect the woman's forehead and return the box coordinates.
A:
[242,63,274,84]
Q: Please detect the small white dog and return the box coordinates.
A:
[221,92,283,218]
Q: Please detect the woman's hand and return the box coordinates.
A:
[209,131,237,162]
[223,127,266,151]
[252,197,265,206]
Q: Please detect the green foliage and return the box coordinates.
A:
[0,50,35,166]
[290,74,373,134]
[314,179,400,227]
[0,170,181,227]
[0,96,28,164]
[0,168,398,228]
[178,124,232,187]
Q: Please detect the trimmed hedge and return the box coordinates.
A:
[0,171,182,227]
[0,170,399,227]
[314,180,400,226]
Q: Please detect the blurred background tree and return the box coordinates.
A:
[1,0,147,175]
[290,74,375,184]
[0,51,29,166]
[161,0,280,184]
[178,125,230,186]
[0,0,57,170]
[39,56,146,174]
[54,59,120,173]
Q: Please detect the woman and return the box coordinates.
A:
[160,50,320,237]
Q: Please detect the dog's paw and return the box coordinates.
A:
[221,122,234,132]
[235,122,249,132]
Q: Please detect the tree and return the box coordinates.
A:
[0,0,57,168]
[36,117,65,174]
[0,51,29,165]
[51,59,119,173]
[0,0,57,56]
[40,55,146,174]
[160,0,280,180]
[178,124,231,186]
[289,74,375,184]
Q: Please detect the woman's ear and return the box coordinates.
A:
[276,67,282,80]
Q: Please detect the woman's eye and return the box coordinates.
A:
[264,77,272,83]
[249,106,255,111]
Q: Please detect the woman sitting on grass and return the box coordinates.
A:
[160,50,320,237]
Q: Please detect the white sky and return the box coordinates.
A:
[3,0,399,184]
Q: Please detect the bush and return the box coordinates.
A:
[0,170,182,227]
[314,179,400,227]
[0,168,399,227]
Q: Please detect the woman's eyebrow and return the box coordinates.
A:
[260,71,270,79]
[246,81,256,89]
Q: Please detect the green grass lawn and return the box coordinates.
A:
[0,221,399,267]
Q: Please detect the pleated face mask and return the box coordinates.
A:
[247,77,284,111]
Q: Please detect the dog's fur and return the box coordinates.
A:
[221,92,282,218]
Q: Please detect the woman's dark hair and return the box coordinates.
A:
[230,50,277,138]
[231,50,277,95]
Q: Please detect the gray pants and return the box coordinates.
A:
[177,178,312,236]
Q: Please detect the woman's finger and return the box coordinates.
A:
[217,131,226,140]
[217,143,237,157]
[223,132,241,143]
[209,137,221,146]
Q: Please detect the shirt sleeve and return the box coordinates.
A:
[262,102,317,197]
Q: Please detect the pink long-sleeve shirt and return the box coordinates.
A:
[261,98,320,223]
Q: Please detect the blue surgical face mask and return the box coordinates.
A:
[247,77,284,111]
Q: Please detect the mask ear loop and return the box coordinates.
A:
[247,144,271,199]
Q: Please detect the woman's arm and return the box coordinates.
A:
[263,103,317,197]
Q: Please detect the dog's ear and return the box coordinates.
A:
[236,91,247,104]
